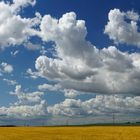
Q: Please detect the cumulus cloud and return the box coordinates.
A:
[12,0,36,11]
[48,95,140,117]
[26,68,40,79]
[38,83,61,91]
[25,42,41,50]
[38,83,79,98]
[0,85,47,118]
[64,89,79,98]
[0,0,41,50]
[0,85,140,119]
[0,100,46,118]
[0,62,13,74]
[3,78,17,86]
[104,9,140,47]
[27,11,140,95]
[10,85,44,104]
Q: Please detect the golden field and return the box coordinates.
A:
[0,126,139,140]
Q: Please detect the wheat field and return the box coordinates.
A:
[0,126,139,140]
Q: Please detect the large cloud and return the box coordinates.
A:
[0,0,40,50]
[0,85,47,118]
[0,85,140,119]
[0,101,46,118]
[48,95,140,117]
[29,12,140,95]
[104,9,140,47]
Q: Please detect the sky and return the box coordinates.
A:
[0,0,140,125]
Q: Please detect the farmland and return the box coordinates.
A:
[0,126,139,140]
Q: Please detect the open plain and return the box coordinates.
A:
[0,126,139,140]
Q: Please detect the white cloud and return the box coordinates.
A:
[12,0,36,11]
[27,11,140,95]
[3,78,17,86]
[0,85,47,118]
[0,0,40,50]
[104,9,140,47]
[64,89,79,98]
[38,83,79,98]
[47,99,82,117]
[11,50,19,56]
[26,68,40,79]
[0,85,140,119]
[39,46,47,55]
[10,85,44,104]
[38,83,61,91]
[48,95,140,117]
[0,62,13,73]
[25,42,41,50]
[0,100,46,118]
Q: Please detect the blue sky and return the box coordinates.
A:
[0,0,140,125]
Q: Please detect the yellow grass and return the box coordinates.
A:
[0,126,139,140]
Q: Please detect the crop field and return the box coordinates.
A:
[0,126,139,140]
